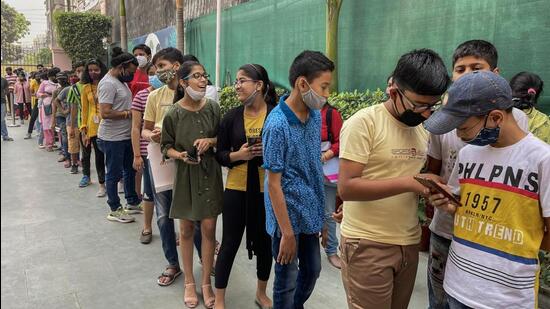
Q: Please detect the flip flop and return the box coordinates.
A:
[157,266,182,286]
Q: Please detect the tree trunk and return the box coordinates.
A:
[326,0,342,92]
[120,0,127,51]
[176,0,184,52]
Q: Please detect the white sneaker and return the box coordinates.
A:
[107,207,135,223]
[96,187,106,197]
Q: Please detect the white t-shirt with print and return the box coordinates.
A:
[443,134,550,309]
[428,108,530,239]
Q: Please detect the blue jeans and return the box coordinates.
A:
[56,116,69,159]
[428,233,452,309]
[447,295,473,309]
[1,104,9,139]
[271,231,321,309]
[148,164,202,267]
[97,139,140,211]
[324,184,338,256]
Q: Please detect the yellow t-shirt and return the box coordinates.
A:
[30,79,39,108]
[143,86,175,129]
[526,108,550,144]
[339,103,429,245]
[225,110,267,192]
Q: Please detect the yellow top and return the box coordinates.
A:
[225,110,267,192]
[339,104,429,245]
[526,108,550,144]
[30,79,39,108]
[143,86,175,129]
[80,84,100,137]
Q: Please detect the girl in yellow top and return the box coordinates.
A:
[79,59,108,197]
[214,64,278,309]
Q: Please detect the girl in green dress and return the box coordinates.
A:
[161,61,223,309]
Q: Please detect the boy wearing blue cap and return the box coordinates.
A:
[425,70,550,309]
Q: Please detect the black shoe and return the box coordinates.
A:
[70,165,79,174]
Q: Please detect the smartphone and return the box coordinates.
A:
[414,176,462,206]
[187,146,198,162]
[247,136,261,146]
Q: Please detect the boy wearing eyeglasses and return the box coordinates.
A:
[338,49,450,308]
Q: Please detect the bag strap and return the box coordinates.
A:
[326,105,333,142]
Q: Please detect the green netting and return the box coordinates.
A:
[185,0,550,113]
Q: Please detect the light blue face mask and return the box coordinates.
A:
[148,75,164,89]
[464,116,500,146]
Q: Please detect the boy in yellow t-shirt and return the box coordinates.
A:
[338,49,450,309]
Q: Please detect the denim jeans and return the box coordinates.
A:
[447,295,473,309]
[324,184,338,256]
[148,164,202,267]
[97,139,140,211]
[1,104,9,139]
[56,116,69,159]
[428,233,452,309]
[271,231,321,309]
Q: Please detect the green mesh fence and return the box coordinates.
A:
[185,0,550,113]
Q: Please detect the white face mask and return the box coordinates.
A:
[301,80,327,110]
[136,55,148,68]
[186,85,206,101]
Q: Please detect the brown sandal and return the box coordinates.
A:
[184,283,198,308]
[157,265,182,286]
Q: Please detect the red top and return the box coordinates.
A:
[320,104,343,156]
[129,69,149,98]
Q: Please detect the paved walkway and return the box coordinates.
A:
[1,124,429,309]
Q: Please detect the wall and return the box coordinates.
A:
[183,0,550,112]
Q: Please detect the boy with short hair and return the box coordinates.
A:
[338,49,450,309]
[426,39,529,309]
[67,61,85,175]
[262,50,334,308]
[425,70,550,309]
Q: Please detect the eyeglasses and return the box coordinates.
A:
[185,72,210,80]
[396,88,442,112]
[233,79,258,88]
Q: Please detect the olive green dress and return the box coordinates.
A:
[161,99,223,220]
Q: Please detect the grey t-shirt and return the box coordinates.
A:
[97,74,132,141]
[55,86,71,120]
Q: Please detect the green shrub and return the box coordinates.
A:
[541,250,550,289]
[329,89,385,120]
[219,86,384,120]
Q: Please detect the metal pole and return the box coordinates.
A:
[7,93,20,127]
[215,0,221,88]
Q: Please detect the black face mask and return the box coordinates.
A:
[393,92,427,127]
[118,67,134,83]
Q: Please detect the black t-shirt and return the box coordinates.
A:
[1,78,8,105]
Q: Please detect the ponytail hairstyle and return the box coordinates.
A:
[110,47,138,68]
[510,71,544,110]
[238,63,278,106]
[173,61,204,103]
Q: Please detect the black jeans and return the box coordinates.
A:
[80,135,105,184]
[214,189,272,289]
[27,104,39,134]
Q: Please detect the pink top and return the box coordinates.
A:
[14,81,31,104]
[37,80,58,107]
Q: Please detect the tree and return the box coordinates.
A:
[119,0,127,51]
[326,0,343,92]
[1,0,30,62]
[54,12,111,62]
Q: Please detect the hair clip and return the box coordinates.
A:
[527,88,537,95]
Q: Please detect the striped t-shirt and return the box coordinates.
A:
[131,88,151,156]
[444,134,550,309]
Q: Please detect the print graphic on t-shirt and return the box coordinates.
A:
[454,162,542,262]
[391,147,426,160]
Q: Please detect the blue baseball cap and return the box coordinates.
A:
[423,71,514,135]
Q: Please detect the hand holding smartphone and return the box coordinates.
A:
[187,146,199,162]
[414,176,462,206]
